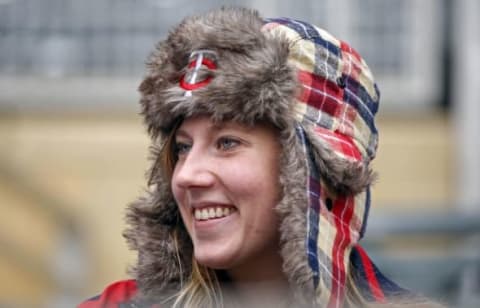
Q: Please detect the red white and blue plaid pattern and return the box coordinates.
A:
[263,18,386,307]
[263,17,380,163]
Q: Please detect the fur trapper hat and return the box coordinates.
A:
[125,7,404,307]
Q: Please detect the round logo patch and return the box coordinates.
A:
[179,50,218,95]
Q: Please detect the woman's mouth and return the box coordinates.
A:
[193,206,237,221]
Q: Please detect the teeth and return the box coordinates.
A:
[208,208,215,218]
[194,206,235,221]
[201,209,208,220]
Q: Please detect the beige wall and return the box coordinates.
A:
[373,113,453,209]
[0,111,453,305]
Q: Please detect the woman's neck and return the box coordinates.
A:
[230,279,290,308]
[225,253,290,307]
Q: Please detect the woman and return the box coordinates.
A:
[79,7,441,308]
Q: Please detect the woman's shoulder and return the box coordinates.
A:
[77,279,141,308]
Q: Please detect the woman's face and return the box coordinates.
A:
[171,115,282,276]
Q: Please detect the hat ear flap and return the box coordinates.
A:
[124,187,193,301]
[304,128,375,196]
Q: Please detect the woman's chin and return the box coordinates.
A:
[194,251,236,270]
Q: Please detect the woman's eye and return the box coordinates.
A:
[175,142,191,155]
[217,137,240,151]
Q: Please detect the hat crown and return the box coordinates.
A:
[263,18,380,162]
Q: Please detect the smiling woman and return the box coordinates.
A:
[172,116,282,278]
[78,6,443,308]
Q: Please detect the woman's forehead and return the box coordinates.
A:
[174,116,279,143]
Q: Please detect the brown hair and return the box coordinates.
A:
[148,118,184,186]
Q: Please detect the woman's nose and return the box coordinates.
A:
[172,149,216,189]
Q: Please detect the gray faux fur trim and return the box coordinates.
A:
[124,173,192,302]
[304,126,376,196]
[275,127,315,304]
[139,7,296,137]
[125,6,375,303]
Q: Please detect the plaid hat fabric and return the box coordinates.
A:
[263,18,380,163]
[297,124,371,307]
[263,18,380,307]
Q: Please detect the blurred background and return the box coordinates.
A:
[0,0,479,307]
